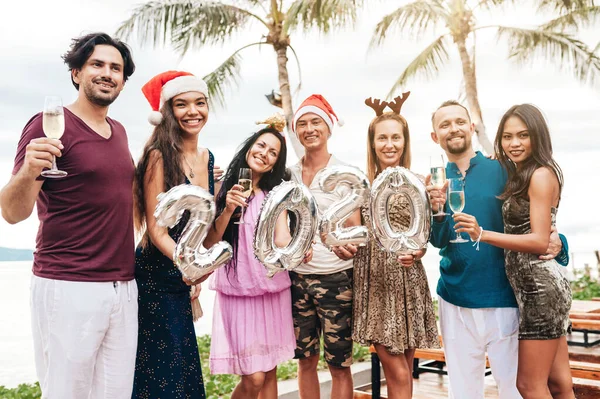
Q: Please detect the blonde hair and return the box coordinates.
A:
[366,113,411,182]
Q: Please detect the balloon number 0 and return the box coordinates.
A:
[154,185,233,282]
[318,165,371,248]
[253,181,319,277]
[370,167,431,253]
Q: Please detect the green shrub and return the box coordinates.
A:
[0,383,41,399]
[571,275,600,300]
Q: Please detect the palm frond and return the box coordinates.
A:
[202,42,266,106]
[497,26,600,86]
[283,0,365,34]
[386,35,450,98]
[536,0,596,13]
[541,5,600,30]
[471,0,508,12]
[116,0,267,55]
[370,0,449,47]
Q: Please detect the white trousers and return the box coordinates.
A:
[31,276,138,399]
[438,296,522,399]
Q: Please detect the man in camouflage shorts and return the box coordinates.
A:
[289,94,360,399]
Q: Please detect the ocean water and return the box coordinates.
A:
[0,261,216,388]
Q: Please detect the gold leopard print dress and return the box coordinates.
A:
[352,195,440,354]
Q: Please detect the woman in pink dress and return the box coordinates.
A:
[204,123,311,399]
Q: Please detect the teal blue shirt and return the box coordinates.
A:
[431,152,569,309]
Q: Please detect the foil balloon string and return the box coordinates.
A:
[253,181,318,278]
[154,184,233,282]
[318,165,371,248]
[369,167,431,254]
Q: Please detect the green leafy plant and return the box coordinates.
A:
[0,383,41,399]
[571,275,600,300]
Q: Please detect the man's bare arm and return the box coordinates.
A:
[0,138,61,224]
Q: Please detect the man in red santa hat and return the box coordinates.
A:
[288,94,360,399]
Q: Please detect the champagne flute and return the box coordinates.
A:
[430,155,447,216]
[234,168,252,225]
[41,96,67,178]
[448,178,468,243]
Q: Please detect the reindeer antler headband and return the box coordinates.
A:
[365,91,411,116]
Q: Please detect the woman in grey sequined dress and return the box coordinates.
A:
[353,97,439,399]
[454,104,574,399]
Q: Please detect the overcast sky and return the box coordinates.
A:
[0,0,599,263]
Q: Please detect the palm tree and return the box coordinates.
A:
[372,0,600,153]
[116,0,364,157]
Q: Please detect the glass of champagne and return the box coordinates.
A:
[430,155,447,216]
[448,178,468,243]
[41,96,67,178]
[234,168,252,225]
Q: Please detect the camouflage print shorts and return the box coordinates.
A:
[290,269,353,368]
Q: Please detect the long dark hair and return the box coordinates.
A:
[366,113,411,182]
[134,99,190,246]
[215,127,288,275]
[495,104,563,201]
[62,32,135,90]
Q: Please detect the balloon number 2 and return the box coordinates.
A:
[154,185,233,282]
[318,165,371,248]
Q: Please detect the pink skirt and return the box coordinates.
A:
[209,289,295,375]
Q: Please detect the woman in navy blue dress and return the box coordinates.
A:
[132,71,218,399]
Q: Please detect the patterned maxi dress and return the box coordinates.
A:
[503,196,572,340]
[132,151,214,399]
[353,195,440,354]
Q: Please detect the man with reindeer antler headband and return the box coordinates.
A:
[288,94,360,399]
[354,92,441,398]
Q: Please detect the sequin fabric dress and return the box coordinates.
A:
[132,151,214,399]
[353,194,440,354]
[502,196,572,340]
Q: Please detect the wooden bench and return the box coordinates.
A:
[364,345,600,399]
[569,316,600,347]
[412,347,491,379]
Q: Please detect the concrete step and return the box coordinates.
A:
[278,361,379,399]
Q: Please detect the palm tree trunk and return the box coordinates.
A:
[275,44,304,159]
[456,39,494,154]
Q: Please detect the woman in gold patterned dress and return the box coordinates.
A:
[353,94,439,399]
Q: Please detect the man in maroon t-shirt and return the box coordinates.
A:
[0,33,138,399]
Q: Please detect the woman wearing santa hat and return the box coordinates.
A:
[132,70,216,398]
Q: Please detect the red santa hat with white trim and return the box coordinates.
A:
[142,70,208,126]
[292,94,344,134]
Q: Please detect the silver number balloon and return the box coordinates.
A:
[318,165,371,248]
[254,181,318,277]
[154,185,233,282]
[370,167,431,253]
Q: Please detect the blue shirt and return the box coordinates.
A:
[431,152,568,309]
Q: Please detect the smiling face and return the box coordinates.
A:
[431,105,474,155]
[246,132,282,177]
[171,91,208,136]
[72,44,125,107]
[373,119,405,170]
[501,115,532,167]
[295,113,330,151]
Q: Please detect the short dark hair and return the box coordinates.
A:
[431,100,471,127]
[62,32,135,90]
